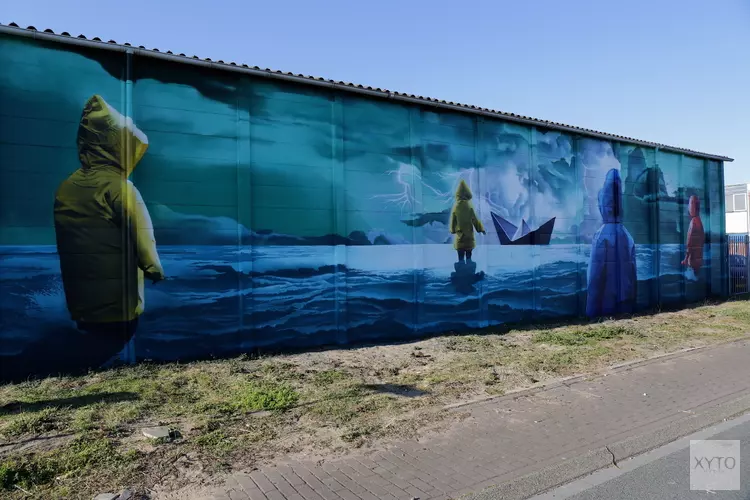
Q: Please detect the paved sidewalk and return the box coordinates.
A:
[201,339,750,500]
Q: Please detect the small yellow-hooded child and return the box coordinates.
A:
[450,179,485,262]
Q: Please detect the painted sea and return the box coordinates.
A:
[0,243,722,364]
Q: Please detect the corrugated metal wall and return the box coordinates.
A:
[0,33,729,378]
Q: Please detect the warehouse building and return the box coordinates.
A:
[0,23,734,378]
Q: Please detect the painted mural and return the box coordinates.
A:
[0,33,727,380]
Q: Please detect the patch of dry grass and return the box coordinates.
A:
[1,299,749,498]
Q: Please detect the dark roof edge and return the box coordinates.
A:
[0,23,734,163]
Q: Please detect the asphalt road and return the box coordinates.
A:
[529,413,750,500]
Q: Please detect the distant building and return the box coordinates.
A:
[726,183,750,234]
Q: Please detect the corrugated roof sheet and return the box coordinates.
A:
[0,21,734,162]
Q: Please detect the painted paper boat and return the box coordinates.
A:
[490,213,556,246]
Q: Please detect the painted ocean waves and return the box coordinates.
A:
[0,243,716,362]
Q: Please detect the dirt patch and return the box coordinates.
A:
[1,299,749,499]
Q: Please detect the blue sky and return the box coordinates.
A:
[4,0,747,185]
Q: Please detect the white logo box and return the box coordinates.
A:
[690,439,741,491]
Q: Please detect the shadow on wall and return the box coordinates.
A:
[0,296,735,384]
[0,324,136,383]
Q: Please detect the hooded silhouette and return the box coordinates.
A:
[54,95,164,353]
[450,180,485,262]
[681,195,705,273]
[586,169,637,318]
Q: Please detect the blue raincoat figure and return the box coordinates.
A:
[586,168,637,318]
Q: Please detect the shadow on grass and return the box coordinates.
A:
[274,383,430,415]
[0,392,139,416]
[225,383,431,417]
[360,384,428,398]
[0,432,77,448]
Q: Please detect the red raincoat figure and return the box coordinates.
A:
[681,195,705,274]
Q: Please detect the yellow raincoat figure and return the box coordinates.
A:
[54,95,164,359]
[450,180,485,262]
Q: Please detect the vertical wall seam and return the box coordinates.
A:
[648,147,657,308]
[573,136,582,317]
[702,158,710,298]
[413,107,425,335]
[476,116,487,328]
[655,147,662,307]
[678,154,685,303]
[247,88,254,347]
[411,107,425,335]
[236,80,242,342]
[124,49,136,365]
[331,95,347,344]
[237,78,253,350]
[529,127,537,319]
[618,142,626,312]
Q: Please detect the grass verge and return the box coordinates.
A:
[1,299,749,498]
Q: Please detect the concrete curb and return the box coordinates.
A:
[445,336,750,412]
[461,391,750,500]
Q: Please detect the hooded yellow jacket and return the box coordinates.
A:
[450,180,485,250]
[54,95,164,324]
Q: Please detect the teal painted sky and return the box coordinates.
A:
[0,33,726,246]
[3,0,747,186]
[0,2,738,246]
